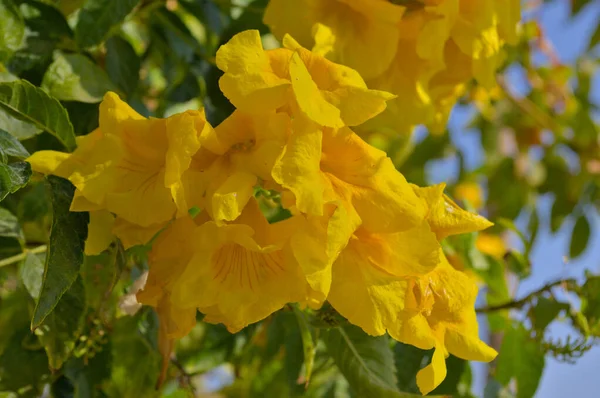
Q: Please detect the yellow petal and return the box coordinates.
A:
[216,30,291,113]
[289,202,357,303]
[211,170,257,222]
[172,200,309,332]
[112,218,166,249]
[414,183,493,240]
[322,128,426,232]
[416,344,448,395]
[444,326,498,362]
[26,151,72,177]
[84,210,115,255]
[289,51,344,128]
[272,116,326,216]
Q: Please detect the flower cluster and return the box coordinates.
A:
[27,30,496,394]
[264,0,520,135]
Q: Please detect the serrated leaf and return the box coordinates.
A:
[42,52,118,103]
[0,128,29,162]
[495,325,544,398]
[106,35,140,98]
[0,0,25,62]
[0,161,31,202]
[0,79,75,150]
[322,324,412,397]
[31,176,88,329]
[75,0,140,48]
[0,206,23,241]
[570,215,590,259]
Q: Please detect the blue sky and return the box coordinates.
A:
[443,1,600,396]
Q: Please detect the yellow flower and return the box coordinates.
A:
[196,110,290,223]
[171,199,310,333]
[27,92,214,252]
[137,215,201,339]
[263,0,521,134]
[28,92,211,227]
[398,254,497,395]
[413,183,493,240]
[453,181,484,209]
[216,30,394,128]
[274,117,426,229]
[327,222,440,336]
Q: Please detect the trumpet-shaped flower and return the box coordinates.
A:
[273,117,425,231]
[396,254,498,395]
[327,222,440,336]
[216,30,394,128]
[263,0,521,134]
[28,92,212,227]
[171,199,310,332]
[197,110,290,222]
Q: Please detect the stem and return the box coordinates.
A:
[476,278,577,313]
[0,245,47,269]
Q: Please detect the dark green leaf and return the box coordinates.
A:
[75,0,140,48]
[495,325,545,398]
[42,52,119,103]
[394,342,429,394]
[20,1,73,41]
[106,35,140,98]
[0,79,76,150]
[105,316,160,397]
[430,355,467,396]
[63,101,100,136]
[31,176,88,329]
[82,243,126,310]
[0,326,49,394]
[36,277,86,370]
[0,128,30,161]
[0,0,25,62]
[0,206,23,240]
[322,324,407,397]
[0,161,31,202]
[570,214,590,259]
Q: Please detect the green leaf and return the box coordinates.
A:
[570,215,590,259]
[495,325,545,398]
[0,161,31,202]
[531,297,570,332]
[20,252,45,300]
[0,206,23,241]
[0,79,76,150]
[394,342,428,394]
[42,52,119,103]
[0,128,30,162]
[36,277,86,370]
[0,326,49,394]
[105,316,160,398]
[106,35,140,98]
[82,243,125,310]
[322,324,410,397]
[75,0,140,48]
[0,0,25,62]
[31,176,88,329]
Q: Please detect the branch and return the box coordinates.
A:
[0,245,47,269]
[476,278,577,313]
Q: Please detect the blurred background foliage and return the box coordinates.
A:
[0,0,599,397]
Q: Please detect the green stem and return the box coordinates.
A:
[0,245,47,268]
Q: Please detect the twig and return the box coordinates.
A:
[476,278,577,313]
[0,245,47,269]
